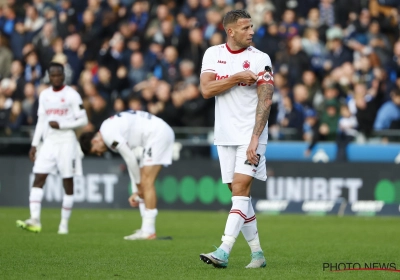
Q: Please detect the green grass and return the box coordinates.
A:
[0,208,399,279]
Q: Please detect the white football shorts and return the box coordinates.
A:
[33,139,81,178]
[142,123,175,167]
[217,144,267,184]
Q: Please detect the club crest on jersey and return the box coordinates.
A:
[61,98,65,103]
[243,60,250,70]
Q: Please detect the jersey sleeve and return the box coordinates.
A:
[256,53,274,87]
[31,92,47,146]
[200,47,217,75]
[58,90,88,130]
[37,91,46,118]
[255,53,272,74]
[99,118,126,153]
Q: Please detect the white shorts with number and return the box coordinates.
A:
[142,123,175,167]
[33,139,81,178]
[217,144,267,184]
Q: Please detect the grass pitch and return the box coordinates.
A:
[0,207,399,280]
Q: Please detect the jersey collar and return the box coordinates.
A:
[225,43,247,54]
[52,85,66,92]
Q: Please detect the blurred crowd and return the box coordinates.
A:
[0,0,400,151]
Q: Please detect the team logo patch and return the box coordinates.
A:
[61,98,65,103]
[243,60,250,70]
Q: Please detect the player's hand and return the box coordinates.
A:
[246,136,259,165]
[128,192,140,208]
[49,121,60,129]
[29,146,37,162]
[236,70,257,85]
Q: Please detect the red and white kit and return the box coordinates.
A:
[201,43,273,183]
[32,86,87,178]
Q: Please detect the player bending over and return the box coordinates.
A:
[199,10,274,269]
[16,62,88,234]
[79,110,175,240]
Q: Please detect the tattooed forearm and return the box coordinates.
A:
[252,83,274,137]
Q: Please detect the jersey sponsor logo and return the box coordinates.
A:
[216,74,253,86]
[243,60,250,70]
[45,108,68,115]
[216,74,229,80]
[217,60,226,64]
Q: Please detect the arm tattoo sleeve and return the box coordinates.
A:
[252,84,274,137]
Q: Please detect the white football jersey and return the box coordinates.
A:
[99,110,165,152]
[201,43,272,145]
[37,85,85,142]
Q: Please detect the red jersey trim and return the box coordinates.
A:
[52,85,66,92]
[225,43,246,54]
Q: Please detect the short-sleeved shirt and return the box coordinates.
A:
[99,110,165,152]
[201,43,272,145]
[38,85,85,143]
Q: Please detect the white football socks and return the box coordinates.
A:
[142,208,158,235]
[241,198,262,253]
[29,187,43,222]
[61,194,74,225]
[220,196,249,254]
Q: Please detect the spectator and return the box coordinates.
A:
[154,46,181,85]
[24,51,42,86]
[374,87,400,130]
[33,22,57,70]
[153,80,181,127]
[1,6,16,37]
[9,60,26,101]
[367,20,391,67]
[10,20,26,60]
[319,0,335,27]
[255,22,282,62]
[179,59,199,86]
[6,100,25,135]
[80,9,101,59]
[0,94,11,136]
[0,34,12,79]
[128,52,149,89]
[336,103,358,161]
[325,27,353,71]
[24,5,45,41]
[353,83,379,137]
[280,95,304,139]
[113,97,125,114]
[64,33,84,85]
[246,0,275,31]
[203,9,224,41]
[129,1,149,34]
[21,82,36,125]
[95,66,115,101]
[319,99,339,141]
[301,28,327,75]
[88,95,111,130]
[278,9,299,39]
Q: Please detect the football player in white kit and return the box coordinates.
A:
[78,110,175,240]
[199,10,274,269]
[16,62,88,234]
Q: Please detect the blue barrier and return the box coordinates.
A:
[210,142,400,163]
[347,143,400,162]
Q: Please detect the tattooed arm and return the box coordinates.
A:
[246,77,274,165]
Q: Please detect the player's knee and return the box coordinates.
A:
[33,174,47,188]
